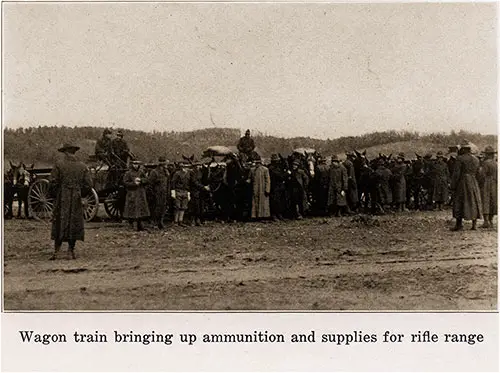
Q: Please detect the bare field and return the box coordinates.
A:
[3,210,497,311]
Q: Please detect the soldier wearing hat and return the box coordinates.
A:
[148,157,171,229]
[50,143,93,260]
[111,130,131,167]
[170,161,192,226]
[343,152,359,213]
[450,141,482,231]
[237,129,256,161]
[431,151,450,211]
[314,155,331,215]
[95,129,113,164]
[290,159,309,219]
[123,160,150,231]
[328,154,349,216]
[478,146,497,228]
[373,157,393,214]
[268,154,288,220]
[391,153,407,212]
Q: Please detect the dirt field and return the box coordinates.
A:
[3,210,497,311]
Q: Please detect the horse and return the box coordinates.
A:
[5,161,33,219]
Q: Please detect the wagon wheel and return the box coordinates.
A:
[104,190,122,220]
[82,188,99,222]
[28,179,54,220]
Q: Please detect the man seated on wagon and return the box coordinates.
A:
[111,130,131,168]
[237,129,256,162]
[95,129,113,165]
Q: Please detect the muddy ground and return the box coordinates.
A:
[2,210,497,310]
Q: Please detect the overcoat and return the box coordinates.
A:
[250,164,271,218]
[148,166,170,219]
[268,162,288,216]
[375,166,393,205]
[328,163,348,207]
[391,162,407,204]
[432,159,450,203]
[123,168,150,219]
[51,154,93,242]
[343,159,359,205]
[451,153,482,220]
[478,158,497,215]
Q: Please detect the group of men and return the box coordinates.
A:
[94,129,132,168]
[46,130,496,260]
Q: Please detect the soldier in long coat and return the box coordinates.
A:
[391,153,407,212]
[189,163,210,226]
[268,154,288,220]
[478,146,497,228]
[374,159,393,213]
[343,153,359,212]
[450,143,482,231]
[290,160,309,219]
[432,151,450,211]
[328,155,348,216]
[250,158,271,219]
[314,156,331,216]
[123,160,150,231]
[148,157,170,229]
[50,143,93,260]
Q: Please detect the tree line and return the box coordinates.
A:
[3,126,497,167]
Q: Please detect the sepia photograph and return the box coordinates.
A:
[2,1,497,311]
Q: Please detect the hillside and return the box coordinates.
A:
[3,126,497,168]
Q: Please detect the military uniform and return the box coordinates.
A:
[111,136,130,166]
[268,157,289,219]
[95,136,112,164]
[50,144,93,259]
[432,155,450,208]
[148,161,170,228]
[328,160,348,215]
[123,166,150,230]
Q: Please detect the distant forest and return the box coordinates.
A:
[3,126,497,166]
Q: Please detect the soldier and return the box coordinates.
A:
[423,152,435,209]
[50,143,93,260]
[171,162,192,226]
[237,129,256,161]
[314,156,331,216]
[328,155,349,217]
[189,162,210,226]
[290,160,309,219]
[432,151,450,211]
[450,142,482,231]
[95,129,113,164]
[123,160,150,231]
[478,146,497,228]
[374,158,393,214]
[344,152,359,212]
[249,156,271,220]
[111,130,131,167]
[268,154,288,220]
[148,157,170,229]
[391,153,407,212]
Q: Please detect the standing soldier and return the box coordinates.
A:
[343,152,359,213]
[374,158,393,214]
[189,162,211,226]
[314,156,331,216]
[171,162,191,226]
[450,142,482,231]
[432,151,450,211]
[123,160,150,231]
[268,154,288,220]
[328,155,349,217]
[148,157,170,229]
[478,146,497,228]
[95,129,113,164]
[391,153,407,212]
[50,143,93,260]
[249,156,271,220]
[290,160,309,219]
[111,130,131,167]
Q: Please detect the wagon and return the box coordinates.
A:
[26,157,157,222]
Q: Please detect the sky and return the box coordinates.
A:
[2,2,498,139]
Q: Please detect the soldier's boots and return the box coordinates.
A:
[451,218,463,232]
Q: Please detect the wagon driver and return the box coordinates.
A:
[237,129,256,162]
[50,143,93,260]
